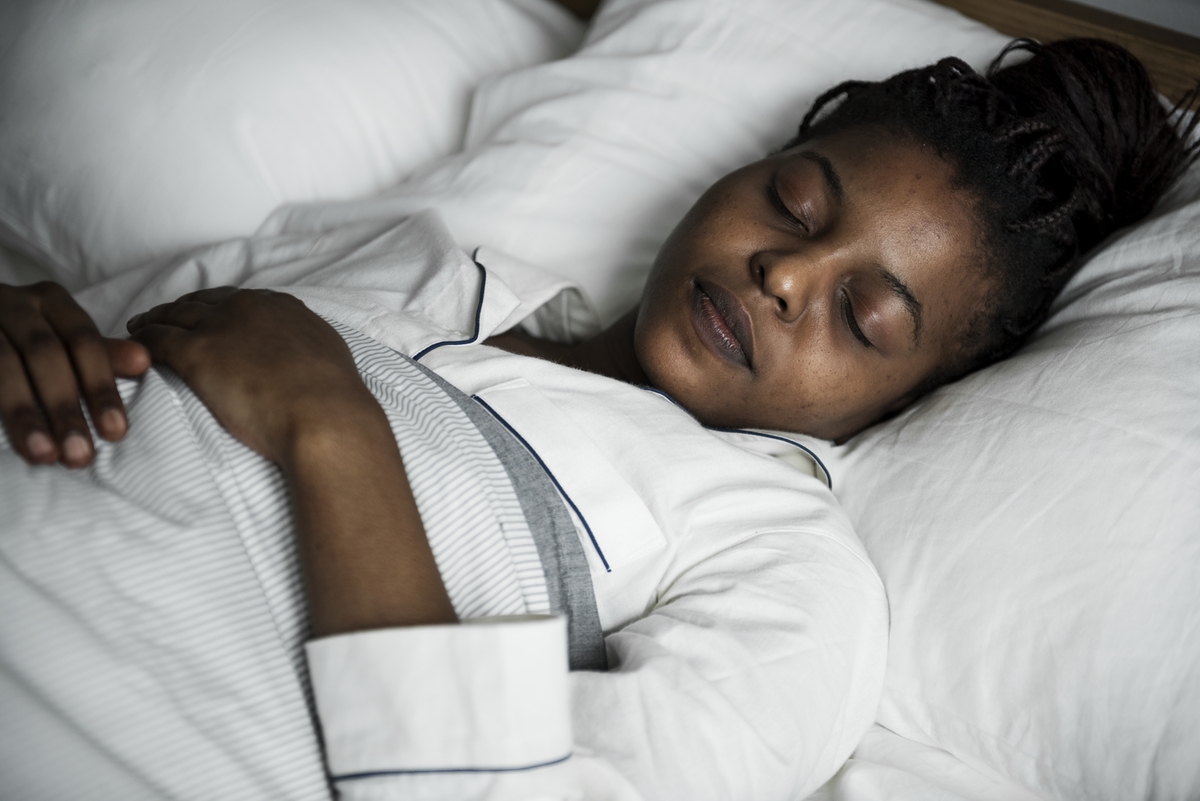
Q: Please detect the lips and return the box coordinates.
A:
[691,279,754,369]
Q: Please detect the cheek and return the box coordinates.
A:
[635,304,751,425]
[756,356,845,430]
[755,349,899,438]
[651,178,761,271]
[634,302,697,395]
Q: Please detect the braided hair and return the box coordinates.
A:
[784,38,1200,387]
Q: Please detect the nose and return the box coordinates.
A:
[755,250,822,323]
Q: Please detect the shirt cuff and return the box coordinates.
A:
[305,614,572,777]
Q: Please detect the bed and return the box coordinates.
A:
[1,0,1197,799]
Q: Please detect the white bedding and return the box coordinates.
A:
[812,726,1044,801]
[3,0,1198,797]
[0,0,582,288]
[0,364,328,801]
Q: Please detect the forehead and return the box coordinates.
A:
[791,130,986,348]
[807,130,973,242]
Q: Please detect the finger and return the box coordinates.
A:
[40,287,130,442]
[0,300,93,467]
[128,322,194,371]
[127,300,215,333]
[0,329,56,464]
[105,338,151,377]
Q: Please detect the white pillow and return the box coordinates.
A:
[262,0,1010,324]
[0,0,582,289]
[819,163,1200,800]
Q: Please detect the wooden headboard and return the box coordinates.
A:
[933,0,1200,102]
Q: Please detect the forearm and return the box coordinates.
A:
[280,395,456,638]
[122,286,454,637]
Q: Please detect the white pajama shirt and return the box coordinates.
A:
[19,212,889,800]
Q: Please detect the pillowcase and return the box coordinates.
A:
[0,0,582,289]
[820,162,1200,800]
[261,0,1010,324]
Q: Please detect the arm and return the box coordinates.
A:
[276,397,456,635]
[127,287,454,636]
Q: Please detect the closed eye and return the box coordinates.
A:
[841,292,873,348]
[768,180,807,232]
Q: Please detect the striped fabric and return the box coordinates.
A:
[347,322,552,621]
[0,321,564,800]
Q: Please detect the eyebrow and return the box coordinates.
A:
[799,151,844,204]
[879,269,924,345]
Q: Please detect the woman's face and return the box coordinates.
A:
[635,128,988,441]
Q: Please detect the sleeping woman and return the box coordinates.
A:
[0,39,1195,801]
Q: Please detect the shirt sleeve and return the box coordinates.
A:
[305,615,587,801]
[305,528,887,801]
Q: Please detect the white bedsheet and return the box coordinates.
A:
[0,368,330,800]
[812,726,1045,801]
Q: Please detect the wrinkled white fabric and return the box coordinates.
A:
[0,0,582,287]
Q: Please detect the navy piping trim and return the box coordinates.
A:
[333,754,571,780]
[472,395,611,572]
[636,384,687,411]
[635,386,832,489]
[413,256,487,361]
[702,425,832,490]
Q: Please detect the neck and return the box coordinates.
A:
[566,309,648,385]
[484,309,648,385]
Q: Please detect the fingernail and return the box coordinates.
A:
[63,433,90,463]
[100,408,125,437]
[27,431,54,460]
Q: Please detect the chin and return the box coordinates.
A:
[638,345,714,418]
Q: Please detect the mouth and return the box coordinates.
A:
[691,279,754,370]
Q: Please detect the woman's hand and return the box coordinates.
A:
[127,287,456,635]
[0,282,150,467]
[126,287,375,463]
